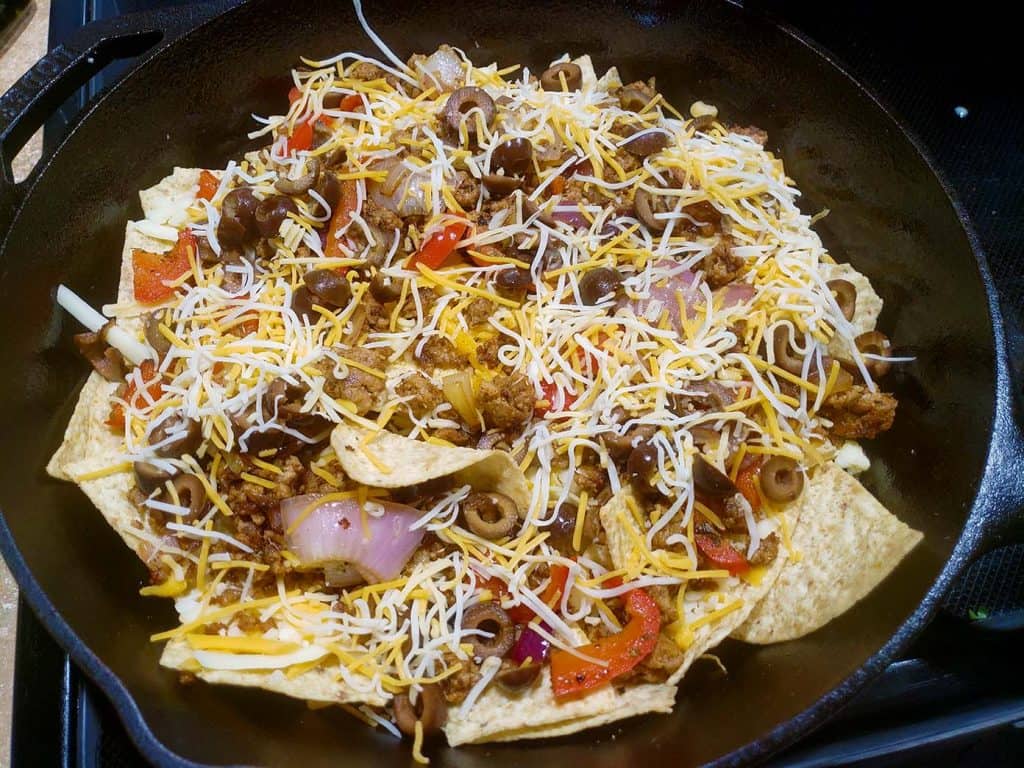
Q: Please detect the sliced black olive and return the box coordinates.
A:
[771,326,805,374]
[602,422,657,461]
[290,285,316,322]
[693,455,738,498]
[254,194,298,238]
[168,473,207,517]
[144,312,171,357]
[266,377,307,408]
[133,461,174,495]
[622,129,671,157]
[634,187,668,233]
[760,456,804,503]
[231,409,286,455]
[369,272,403,304]
[545,501,599,553]
[462,492,518,540]
[496,663,542,692]
[72,326,125,383]
[495,267,532,300]
[195,235,219,265]
[393,684,447,738]
[578,267,622,305]
[274,158,320,195]
[827,279,857,322]
[481,173,522,198]
[443,86,495,137]
[540,62,582,92]
[619,85,652,112]
[627,442,659,481]
[313,169,341,214]
[217,187,258,246]
[855,330,892,378]
[303,269,353,308]
[149,413,202,458]
[491,137,534,176]
[461,603,515,658]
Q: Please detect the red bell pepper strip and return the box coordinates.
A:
[107,360,163,432]
[196,170,219,201]
[694,533,750,576]
[550,589,661,699]
[735,460,762,512]
[132,229,195,305]
[481,563,570,625]
[540,564,570,610]
[407,220,468,269]
[286,118,315,154]
[323,179,360,260]
[338,93,363,112]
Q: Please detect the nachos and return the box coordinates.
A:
[48,13,920,760]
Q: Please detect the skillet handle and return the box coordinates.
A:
[970,297,1024,555]
[0,0,236,223]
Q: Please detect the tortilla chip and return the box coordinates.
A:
[110,168,207,311]
[47,373,119,481]
[732,464,922,644]
[46,371,153,562]
[160,637,386,707]
[823,263,883,361]
[444,665,675,746]
[139,167,203,228]
[331,424,531,512]
[598,491,797,688]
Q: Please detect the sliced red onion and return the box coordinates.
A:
[509,622,551,665]
[715,281,755,309]
[622,267,700,330]
[551,209,590,231]
[368,160,428,217]
[418,47,464,92]
[279,494,425,583]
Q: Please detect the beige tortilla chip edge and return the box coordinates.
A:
[331,423,531,512]
[732,464,922,644]
[160,638,387,708]
[444,665,675,746]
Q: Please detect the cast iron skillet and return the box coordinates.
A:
[0,0,1021,765]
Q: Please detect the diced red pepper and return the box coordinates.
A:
[407,220,469,269]
[338,93,363,112]
[288,85,302,104]
[482,577,534,624]
[132,229,195,305]
[196,170,219,201]
[535,381,578,416]
[540,564,570,609]
[694,533,750,576]
[550,589,661,699]
[323,179,360,260]
[107,360,163,432]
[286,118,315,154]
[735,460,762,512]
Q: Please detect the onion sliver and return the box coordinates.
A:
[280,494,425,582]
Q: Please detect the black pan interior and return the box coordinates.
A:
[0,0,995,765]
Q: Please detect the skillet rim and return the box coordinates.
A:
[0,2,1011,765]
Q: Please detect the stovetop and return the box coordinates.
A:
[11,1,1024,766]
